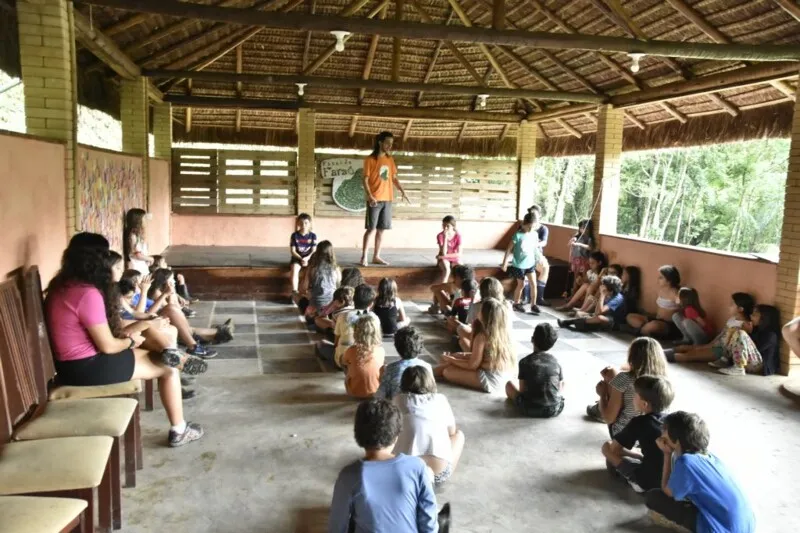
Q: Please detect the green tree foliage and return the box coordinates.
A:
[534,139,790,255]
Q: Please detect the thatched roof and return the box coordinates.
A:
[4,0,800,155]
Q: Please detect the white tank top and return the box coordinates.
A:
[129,236,150,276]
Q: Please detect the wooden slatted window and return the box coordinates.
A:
[315,154,516,221]
[172,149,297,215]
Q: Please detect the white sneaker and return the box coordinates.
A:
[718,366,745,376]
[627,479,645,494]
[708,357,729,369]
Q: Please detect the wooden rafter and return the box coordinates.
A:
[301,0,317,70]
[416,10,453,106]
[186,79,193,133]
[352,3,389,137]
[402,119,414,142]
[774,0,800,23]
[554,117,582,138]
[82,0,800,61]
[392,0,404,82]
[460,65,495,143]
[492,0,504,31]
[235,44,242,132]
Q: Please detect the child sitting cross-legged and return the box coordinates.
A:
[602,376,674,494]
[557,275,626,332]
[446,278,478,334]
[375,326,432,400]
[373,278,410,336]
[343,314,386,399]
[646,411,755,533]
[317,284,377,369]
[393,366,465,487]
[315,286,354,334]
[672,287,714,346]
[329,399,441,533]
[505,323,564,418]
[428,264,474,316]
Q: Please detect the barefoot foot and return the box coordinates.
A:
[372,256,390,266]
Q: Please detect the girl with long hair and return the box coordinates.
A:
[626,265,682,339]
[556,251,608,312]
[435,298,516,393]
[588,337,668,436]
[123,208,154,276]
[621,266,642,317]
[373,277,410,335]
[672,287,714,345]
[302,240,341,320]
[342,314,386,398]
[565,218,595,297]
[45,233,204,447]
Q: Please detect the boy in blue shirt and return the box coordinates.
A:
[329,399,440,533]
[558,275,625,332]
[647,411,755,533]
[289,213,318,297]
[502,212,541,315]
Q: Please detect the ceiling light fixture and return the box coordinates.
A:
[296,83,307,96]
[478,94,489,109]
[628,53,645,73]
[330,31,351,52]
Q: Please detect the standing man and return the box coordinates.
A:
[361,131,409,267]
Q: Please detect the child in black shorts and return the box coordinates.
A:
[505,323,564,417]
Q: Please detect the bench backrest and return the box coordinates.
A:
[0,278,38,427]
[21,266,56,402]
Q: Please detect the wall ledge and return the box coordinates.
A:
[0,129,66,146]
[602,233,778,265]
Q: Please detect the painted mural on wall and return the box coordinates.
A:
[322,158,366,213]
[77,147,144,251]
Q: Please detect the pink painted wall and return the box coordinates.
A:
[543,223,778,330]
[148,158,170,254]
[0,132,68,284]
[171,215,515,250]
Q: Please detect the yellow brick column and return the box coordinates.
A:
[592,105,624,239]
[120,77,150,206]
[516,120,537,219]
[152,102,172,160]
[296,109,316,215]
[775,85,800,376]
[16,0,78,234]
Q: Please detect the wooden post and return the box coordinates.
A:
[393,0,403,82]
[492,0,504,30]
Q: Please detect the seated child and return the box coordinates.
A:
[341,267,364,289]
[557,251,608,313]
[506,323,564,418]
[572,263,622,315]
[436,215,462,284]
[602,376,674,493]
[646,411,755,533]
[373,278,410,336]
[300,240,340,320]
[376,326,433,400]
[289,213,317,298]
[564,218,594,298]
[122,269,163,316]
[622,266,642,318]
[329,399,440,533]
[672,287,714,346]
[152,254,196,305]
[446,278,478,333]
[501,212,541,315]
[557,275,625,332]
[315,286,355,333]
[429,264,474,316]
[456,277,504,351]
[316,284,377,369]
[343,314,386,398]
[393,366,465,486]
[751,304,781,375]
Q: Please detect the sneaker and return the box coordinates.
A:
[180,376,195,387]
[213,320,235,344]
[708,357,730,368]
[160,349,182,368]
[512,303,526,313]
[556,319,564,328]
[187,343,218,359]
[168,421,204,448]
[180,355,209,375]
[529,304,541,315]
[182,388,196,400]
[427,304,440,315]
[182,307,197,318]
[718,366,745,376]
[586,402,605,423]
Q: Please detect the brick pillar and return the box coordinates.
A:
[152,102,172,160]
[516,120,537,219]
[16,0,78,234]
[775,86,800,376]
[296,109,316,215]
[592,105,624,238]
[120,77,150,205]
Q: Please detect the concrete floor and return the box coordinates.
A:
[124,300,800,533]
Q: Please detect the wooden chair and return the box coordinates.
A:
[0,496,88,533]
[22,266,154,412]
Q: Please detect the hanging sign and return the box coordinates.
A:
[323,158,366,213]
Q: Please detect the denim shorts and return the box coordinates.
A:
[434,463,453,486]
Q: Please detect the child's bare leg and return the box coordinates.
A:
[290,263,302,292]
[526,272,537,306]
[315,316,335,330]
[512,278,524,304]
[601,441,624,466]
[505,380,520,400]
[160,305,198,348]
[626,313,648,329]
[442,366,485,392]
[559,284,588,310]
[141,326,177,351]
[438,259,451,284]
[674,345,715,362]
[450,429,465,471]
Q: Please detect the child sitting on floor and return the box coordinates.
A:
[343,314,386,398]
[315,286,355,334]
[300,240,340,320]
[376,326,433,400]
[446,278,478,333]
[557,251,607,313]
[323,284,377,369]
[646,411,755,533]
[393,366,465,486]
[506,323,564,418]
[501,212,541,315]
[751,304,781,375]
[672,287,714,346]
[289,213,317,298]
[429,264,474,316]
[602,376,674,494]
[329,399,440,533]
[622,266,642,318]
[436,215,462,284]
[341,267,364,288]
[373,278,410,336]
[557,275,626,332]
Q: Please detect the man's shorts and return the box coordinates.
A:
[507,266,535,280]
[365,201,392,230]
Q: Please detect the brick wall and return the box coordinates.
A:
[517,121,537,218]
[120,77,150,203]
[592,105,624,238]
[296,109,316,214]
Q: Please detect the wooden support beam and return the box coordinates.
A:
[349,116,359,137]
[623,111,646,130]
[492,0,504,30]
[186,79,193,133]
[164,95,522,123]
[82,0,800,61]
[458,122,469,142]
[301,0,317,70]
[554,117,582,138]
[360,5,388,103]
[499,123,510,141]
[235,44,243,132]
[393,0,404,82]
[660,102,688,124]
[525,103,598,123]
[144,68,607,103]
[774,0,800,23]
[403,120,413,141]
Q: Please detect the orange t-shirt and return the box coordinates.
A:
[363,155,397,202]
[343,345,386,398]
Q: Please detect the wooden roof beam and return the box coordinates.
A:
[235,44,242,132]
[526,103,597,123]
[623,111,646,130]
[81,0,800,61]
[416,10,453,106]
[393,0,404,82]
[144,69,607,103]
[301,0,317,71]
[402,120,413,141]
[164,95,522,123]
[360,4,388,103]
[554,117,582,138]
[774,0,800,23]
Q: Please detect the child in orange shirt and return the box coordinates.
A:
[343,314,386,398]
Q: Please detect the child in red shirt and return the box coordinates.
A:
[672,287,714,345]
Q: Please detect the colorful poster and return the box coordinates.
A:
[77,148,145,252]
[322,158,366,213]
